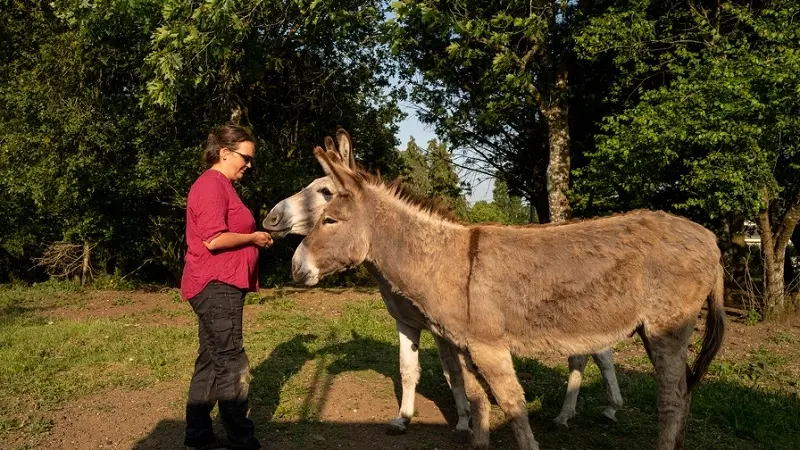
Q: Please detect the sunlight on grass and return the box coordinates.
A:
[0,317,195,407]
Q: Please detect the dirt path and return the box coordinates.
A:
[36,375,463,450]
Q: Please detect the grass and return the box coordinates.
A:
[0,317,195,406]
[1,282,799,449]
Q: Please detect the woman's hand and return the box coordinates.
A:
[251,231,273,249]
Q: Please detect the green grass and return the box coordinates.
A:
[769,331,798,344]
[111,295,134,306]
[0,317,195,406]
[1,283,799,449]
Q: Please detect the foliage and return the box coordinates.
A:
[399,138,432,196]
[388,0,604,222]
[492,179,530,224]
[468,201,505,223]
[0,0,401,284]
[467,180,530,225]
[572,0,800,316]
[399,138,469,219]
[574,0,799,221]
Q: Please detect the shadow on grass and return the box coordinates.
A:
[132,333,800,450]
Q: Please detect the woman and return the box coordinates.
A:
[181,125,271,450]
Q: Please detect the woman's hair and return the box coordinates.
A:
[203,125,255,166]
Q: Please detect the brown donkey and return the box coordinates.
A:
[265,130,473,438]
[293,147,725,450]
[264,129,623,432]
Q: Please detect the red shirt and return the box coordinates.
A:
[180,169,259,300]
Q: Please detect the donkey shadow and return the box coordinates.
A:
[132,332,800,449]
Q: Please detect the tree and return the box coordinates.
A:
[0,0,403,284]
[573,0,800,317]
[0,0,167,279]
[399,137,432,196]
[389,1,601,223]
[140,0,405,236]
[399,138,469,219]
[427,139,469,218]
[493,179,531,225]
[468,201,505,224]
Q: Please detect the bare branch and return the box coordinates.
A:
[33,242,94,281]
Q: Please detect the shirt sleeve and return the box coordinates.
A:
[189,177,229,242]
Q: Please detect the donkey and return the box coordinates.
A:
[265,131,472,439]
[291,146,726,450]
[263,129,623,433]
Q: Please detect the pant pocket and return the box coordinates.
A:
[211,313,236,353]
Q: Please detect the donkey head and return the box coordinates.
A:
[262,128,355,238]
[291,146,372,286]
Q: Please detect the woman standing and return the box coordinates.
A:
[181,125,271,450]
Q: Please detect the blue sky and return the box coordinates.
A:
[395,102,494,204]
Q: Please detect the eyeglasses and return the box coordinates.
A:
[228,149,254,165]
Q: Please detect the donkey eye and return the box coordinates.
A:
[320,187,333,196]
[323,216,337,225]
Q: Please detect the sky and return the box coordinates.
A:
[395,102,494,204]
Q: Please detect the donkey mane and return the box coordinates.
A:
[322,127,459,224]
[333,137,668,230]
[352,168,462,223]
[342,156,662,229]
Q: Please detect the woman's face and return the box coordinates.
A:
[221,141,255,181]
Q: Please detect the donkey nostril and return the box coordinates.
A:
[267,211,281,226]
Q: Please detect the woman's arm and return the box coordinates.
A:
[204,231,272,251]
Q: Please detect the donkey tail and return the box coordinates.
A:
[687,262,726,391]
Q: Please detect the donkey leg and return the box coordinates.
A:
[469,344,539,450]
[553,354,588,427]
[388,320,422,435]
[457,350,492,450]
[591,348,624,422]
[433,334,472,443]
[641,322,695,450]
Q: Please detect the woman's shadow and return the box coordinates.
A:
[131,333,317,449]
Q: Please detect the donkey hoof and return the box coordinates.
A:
[601,407,618,423]
[552,414,571,428]
[454,427,472,444]
[386,417,409,435]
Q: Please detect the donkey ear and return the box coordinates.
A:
[324,136,337,154]
[314,146,361,193]
[326,148,344,166]
[314,146,335,176]
[336,128,356,170]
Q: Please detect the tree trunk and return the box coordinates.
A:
[758,189,800,317]
[757,203,787,318]
[729,216,749,285]
[531,190,550,224]
[722,215,749,297]
[542,104,572,224]
[784,248,797,291]
[763,254,786,318]
[81,241,90,287]
[786,227,800,290]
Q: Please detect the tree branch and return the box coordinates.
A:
[757,189,775,262]
[518,42,541,75]
[773,190,800,257]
